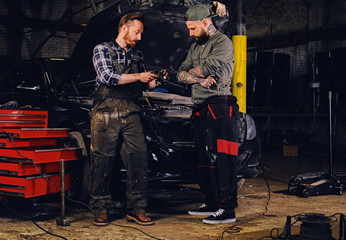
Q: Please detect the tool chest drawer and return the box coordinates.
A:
[0,109,48,128]
[0,174,73,198]
[0,147,82,164]
[0,128,70,139]
[0,108,82,200]
[0,162,65,176]
[0,138,57,148]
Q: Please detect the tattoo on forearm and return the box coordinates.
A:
[207,24,217,36]
[188,67,203,77]
[178,71,201,84]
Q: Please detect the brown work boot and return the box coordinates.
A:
[126,213,154,226]
[93,213,108,226]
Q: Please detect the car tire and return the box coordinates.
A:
[60,131,90,203]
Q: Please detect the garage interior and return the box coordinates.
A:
[0,0,346,239]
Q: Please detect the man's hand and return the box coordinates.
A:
[198,76,216,89]
[160,69,168,78]
[139,71,158,83]
[213,1,226,17]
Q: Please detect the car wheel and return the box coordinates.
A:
[60,131,90,202]
[302,189,310,198]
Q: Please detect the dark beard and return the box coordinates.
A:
[195,35,209,45]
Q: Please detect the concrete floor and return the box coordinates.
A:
[0,148,346,240]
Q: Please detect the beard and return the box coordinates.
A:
[124,31,138,48]
[195,34,209,45]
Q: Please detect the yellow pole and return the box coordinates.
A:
[232,35,247,114]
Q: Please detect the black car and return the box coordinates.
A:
[1,0,260,200]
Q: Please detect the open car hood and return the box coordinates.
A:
[69,1,193,90]
[67,0,231,97]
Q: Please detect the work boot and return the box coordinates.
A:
[126,213,154,226]
[93,213,108,226]
[202,208,236,224]
[188,203,218,216]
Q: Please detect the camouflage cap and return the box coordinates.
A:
[184,4,218,21]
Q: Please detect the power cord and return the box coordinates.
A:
[256,220,300,240]
[108,221,163,240]
[261,166,275,217]
[257,213,345,240]
[32,217,68,240]
[0,127,69,239]
[0,197,68,240]
[0,127,163,240]
[220,226,243,239]
[218,163,275,239]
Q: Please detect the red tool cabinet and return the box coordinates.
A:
[0,161,64,176]
[0,109,48,128]
[0,147,81,163]
[0,109,82,198]
[0,174,73,198]
[0,138,57,148]
[0,128,70,139]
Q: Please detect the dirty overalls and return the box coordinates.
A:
[192,95,240,212]
[89,45,148,216]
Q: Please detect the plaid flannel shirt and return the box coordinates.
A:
[92,41,146,90]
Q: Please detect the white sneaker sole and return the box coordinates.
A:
[202,218,236,224]
[188,211,215,216]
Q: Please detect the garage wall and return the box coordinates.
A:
[1,0,93,60]
[1,0,346,111]
[246,0,346,110]
[0,0,102,80]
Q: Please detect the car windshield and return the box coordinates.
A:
[49,59,70,92]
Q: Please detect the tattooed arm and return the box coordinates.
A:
[177,42,216,88]
[178,71,202,84]
[188,67,204,78]
[178,71,216,88]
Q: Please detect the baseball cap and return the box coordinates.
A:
[184,4,218,21]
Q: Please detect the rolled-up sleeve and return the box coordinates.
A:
[92,44,122,86]
[198,36,234,78]
[177,50,193,78]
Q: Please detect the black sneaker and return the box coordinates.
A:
[188,203,218,216]
[202,209,236,224]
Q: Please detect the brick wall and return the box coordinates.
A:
[20,0,94,59]
[0,0,96,62]
[246,0,346,109]
[1,0,346,106]
[246,0,307,37]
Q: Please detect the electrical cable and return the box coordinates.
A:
[0,126,162,240]
[260,166,275,217]
[0,198,40,219]
[256,220,300,240]
[30,197,69,240]
[257,213,346,240]
[0,197,68,240]
[0,127,69,239]
[218,164,275,239]
[108,221,163,240]
[220,226,243,239]
[32,217,68,240]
